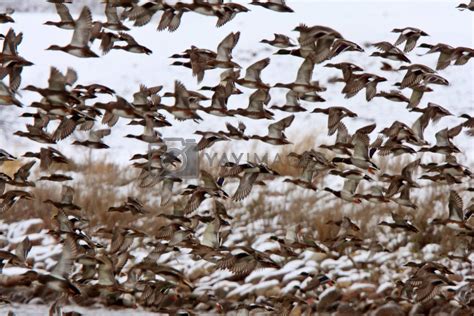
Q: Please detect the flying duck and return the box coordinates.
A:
[270,90,307,112]
[250,0,294,13]
[260,33,296,48]
[392,27,429,52]
[44,3,75,29]
[236,57,271,89]
[370,41,411,63]
[251,114,295,145]
[46,6,98,58]
[312,106,358,135]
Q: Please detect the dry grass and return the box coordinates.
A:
[2,135,472,253]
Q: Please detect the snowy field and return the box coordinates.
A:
[1,0,473,162]
[0,0,473,315]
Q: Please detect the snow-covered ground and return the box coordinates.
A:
[0,0,473,314]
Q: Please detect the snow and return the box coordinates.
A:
[1,1,472,167]
[0,0,473,314]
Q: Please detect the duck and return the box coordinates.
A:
[39,174,73,182]
[195,133,230,151]
[206,31,241,69]
[157,2,191,32]
[215,246,280,280]
[319,122,353,156]
[125,115,162,143]
[380,61,397,72]
[251,114,295,145]
[327,38,364,59]
[111,32,152,54]
[300,273,333,291]
[332,132,379,174]
[374,90,409,103]
[407,84,432,108]
[341,72,387,100]
[131,84,163,110]
[43,185,81,212]
[215,2,250,27]
[236,57,270,89]
[220,162,279,201]
[199,68,241,94]
[419,173,462,184]
[14,126,55,144]
[0,237,31,268]
[418,126,462,155]
[421,155,472,179]
[299,91,325,102]
[198,84,234,117]
[404,263,456,303]
[324,177,363,204]
[274,55,326,94]
[156,81,203,122]
[44,3,75,29]
[324,62,363,82]
[182,171,228,213]
[220,121,248,140]
[392,27,429,53]
[270,90,307,112]
[260,33,295,48]
[370,41,411,63]
[457,0,474,10]
[294,24,344,62]
[23,67,79,105]
[432,190,473,232]
[250,0,294,13]
[46,6,98,58]
[0,80,22,107]
[451,46,474,66]
[188,1,220,17]
[231,88,274,119]
[397,63,436,89]
[418,43,456,70]
[289,149,335,175]
[0,8,14,24]
[375,139,416,157]
[274,25,337,59]
[459,113,474,136]
[100,2,130,31]
[312,106,357,135]
[120,1,166,27]
[327,216,361,238]
[73,83,115,96]
[0,190,34,213]
[359,185,390,203]
[329,169,373,182]
[72,128,111,149]
[378,212,419,232]
[0,29,34,91]
[95,95,143,126]
[0,148,16,162]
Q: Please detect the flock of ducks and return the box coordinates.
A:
[0,0,473,315]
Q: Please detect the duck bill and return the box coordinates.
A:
[367,167,377,174]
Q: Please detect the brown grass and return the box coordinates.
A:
[2,135,472,253]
